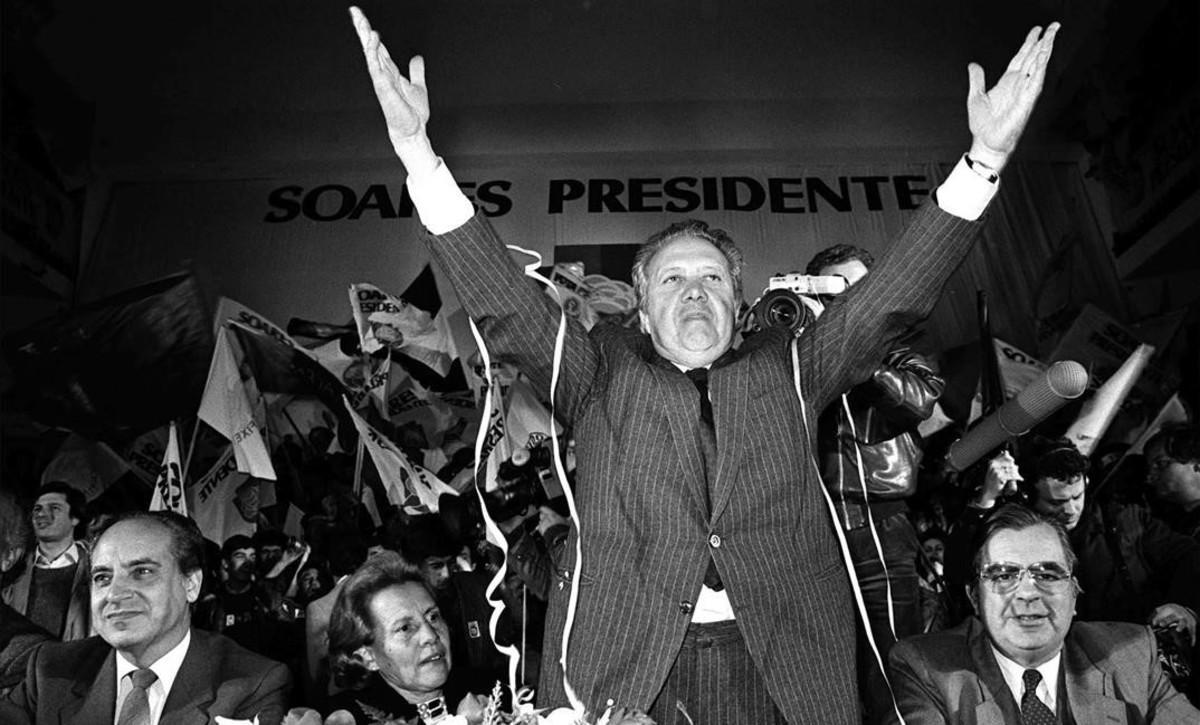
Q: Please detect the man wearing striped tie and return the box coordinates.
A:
[888,505,1198,724]
[1,511,291,725]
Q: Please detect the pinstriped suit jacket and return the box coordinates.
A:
[425,201,979,722]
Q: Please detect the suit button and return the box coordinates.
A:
[679,600,693,615]
[709,533,722,548]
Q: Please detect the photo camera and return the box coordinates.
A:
[750,273,848,334]
[484,442,565,524]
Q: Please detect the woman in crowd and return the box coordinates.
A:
[326,553,494,724]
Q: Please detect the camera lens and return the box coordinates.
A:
[753,289,816,333]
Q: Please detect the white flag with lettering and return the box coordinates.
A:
[149,422,187,515]
[197,326,277,480]
[343,400,457,514]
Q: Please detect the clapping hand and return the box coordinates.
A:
[966,23,1061,172]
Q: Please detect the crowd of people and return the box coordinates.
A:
[1,6,1198,725]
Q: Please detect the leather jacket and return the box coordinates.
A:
[817,347,944,525]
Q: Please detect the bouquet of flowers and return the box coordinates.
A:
[283,683,656,725]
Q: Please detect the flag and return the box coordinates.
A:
[344,401,458,514]
[503,376,562,450]
[197,326,277,480]
[1129,394,1189,455]
[40,433,132,501]
[188,446,256,543]
[350,274,457,377]
[1066,344,1155,456]
[3,272,212,438]
[149,422,187,515]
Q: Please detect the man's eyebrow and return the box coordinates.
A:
[125,557,162,568]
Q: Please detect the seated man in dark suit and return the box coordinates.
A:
[889,504,1198,724]
[2,510,291,725]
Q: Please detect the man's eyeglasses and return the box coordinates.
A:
[978,562,1073,594]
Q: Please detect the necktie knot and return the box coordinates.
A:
[1022,668,1042,691]
[129,668,158,690]
[685,367,709,385]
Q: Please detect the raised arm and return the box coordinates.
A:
[966,23,1061,172]
[349,6,438,177]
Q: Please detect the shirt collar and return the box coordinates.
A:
[115,628,192,698]
[34,541,80,568]
[990,644,1062,712]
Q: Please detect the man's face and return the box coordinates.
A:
[1031,474,1086,530]
[817,259,870,288]
[1145,441,1200,506]
[974,524,1076,668]
[90,519,201,667]
[257,544,284,574]
[360,582,451,698]
[233,481,261,523]
[638,236,737,369]
[418,554,456,593]
[298,568,323,598]
[31,492,77,545]
[922,537,945,565]
[224,547,256,583]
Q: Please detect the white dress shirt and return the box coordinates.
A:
[991,644,1062,714]
[34,540,82,569]
[113,630,192,725]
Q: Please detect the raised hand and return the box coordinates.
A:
[966,22,1061,172]
[349,6,437,174]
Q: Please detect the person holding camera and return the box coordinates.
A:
[348,6,1058,721]
[806,243,945,723]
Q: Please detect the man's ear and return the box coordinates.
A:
[356,646,379,672]
[184,569,203,604]
[965,584,979,615]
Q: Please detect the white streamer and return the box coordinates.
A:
[468,244,587,714]
[792,340,906,725]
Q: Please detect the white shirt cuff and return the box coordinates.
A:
[935,155,999,221]
[405,158,476,234]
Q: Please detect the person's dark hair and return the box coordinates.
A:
[631,219,744,312]
[253,529,288,550]
[1145,423,1200,464]
[36,481,88,533]
[969,504,1078,580]
[399,514,460,565]
[804,243,875,276]
[329,535,369,578]
[96,510,206,576]
[328,552,430,690]
[221,534,255,561]
[1018,437,1088,499]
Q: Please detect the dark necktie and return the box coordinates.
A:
[685,367,715,428]
[1021,668,1059,725]
[685,368,724,592]
[117,668,158,725]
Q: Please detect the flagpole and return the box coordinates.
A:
[352,437,366,499]
[181,417,202,486]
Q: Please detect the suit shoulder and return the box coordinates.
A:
[192,629,287,676]
[1069,621,1153,654]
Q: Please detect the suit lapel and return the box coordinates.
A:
[65,649,117,725]
[708,363,749,525]
[966,618,1022,725]
[649,364,710,513]
[161,631,217,725]
[1062,629,1127,724]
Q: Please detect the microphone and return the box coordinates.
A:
[947,360,1089,472]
